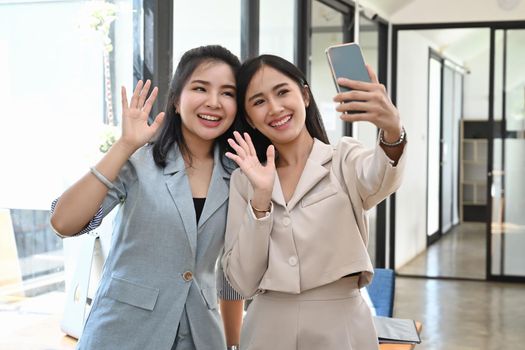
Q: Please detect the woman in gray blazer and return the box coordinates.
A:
[51,46,243,350]
[222,55,406,349]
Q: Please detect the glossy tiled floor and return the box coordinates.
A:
[394,222,525,349]
[397,222,486,279]
[2,221,523,349]
[394,277,525,350]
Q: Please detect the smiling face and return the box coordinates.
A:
[244,65,310,146]
[176,61,237,143]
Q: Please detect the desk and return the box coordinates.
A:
[7,314,421,350]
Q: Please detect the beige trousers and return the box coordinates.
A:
[240,276,379,350]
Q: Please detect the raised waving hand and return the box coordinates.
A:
[226,131,276,210]
[120,80,165,151]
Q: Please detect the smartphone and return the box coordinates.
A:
[325,42,371,93]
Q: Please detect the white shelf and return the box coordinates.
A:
[460,121,488,221]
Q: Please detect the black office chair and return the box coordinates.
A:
[366,268,395,317]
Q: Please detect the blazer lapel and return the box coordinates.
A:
[198,148,231,229]
[286,139,333,211]
[164,148,197,257]
[271,173,286,208]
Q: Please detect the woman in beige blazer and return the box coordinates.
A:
[222,55,406,350]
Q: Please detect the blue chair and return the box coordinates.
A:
[366,268,395,317]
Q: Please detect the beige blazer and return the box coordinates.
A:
[222,137,406,298]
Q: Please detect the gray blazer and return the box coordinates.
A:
[77,144,232,350]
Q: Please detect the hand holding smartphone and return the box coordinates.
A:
[325,42,371,93]
[326,42,371,115]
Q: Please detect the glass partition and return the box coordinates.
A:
[491,29,525,278]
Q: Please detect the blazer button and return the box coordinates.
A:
[283,217,291,226]
[288,256,298,266]
[182,271,193,282]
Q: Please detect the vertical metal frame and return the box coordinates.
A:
[241,0,259,61]
[499,30,507,276]
[374,20,390,268]
[294,0,312,76]
[133,0,144,87]
[140,0,173,117]
[342,8,355,138]
[486,28,496,280]
[427,49,445,246]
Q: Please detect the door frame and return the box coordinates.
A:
[391,20,525,282]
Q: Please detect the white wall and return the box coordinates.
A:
[395,31,435,268]
[463,45,491,120]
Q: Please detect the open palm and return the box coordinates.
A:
[120,80,165,150]
[226,131,275,193]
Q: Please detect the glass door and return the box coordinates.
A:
[490,28,525,280]
[427,53,442,240]
[441,63,462,235]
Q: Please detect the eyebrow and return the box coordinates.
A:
[248,82,289,102]
[190,79,236,91]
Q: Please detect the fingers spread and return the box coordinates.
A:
[142,87,158,115]
[244,132,257,156]
[233,131,251,156]
[130,80,143,108]
[225,152,242,166]
[121,86,129,111]
[266,145,275,166]
[151,112,165,128]
[228,137,247,158]
[138,80,152,108]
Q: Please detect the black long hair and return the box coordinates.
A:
[235,54,329,163]
[152,45,240,170]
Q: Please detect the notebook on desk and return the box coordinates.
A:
[373,316,422,344]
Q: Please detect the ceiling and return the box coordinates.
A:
[359,0,525,23]
[357,0,525,63]
[311,0,524,63]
